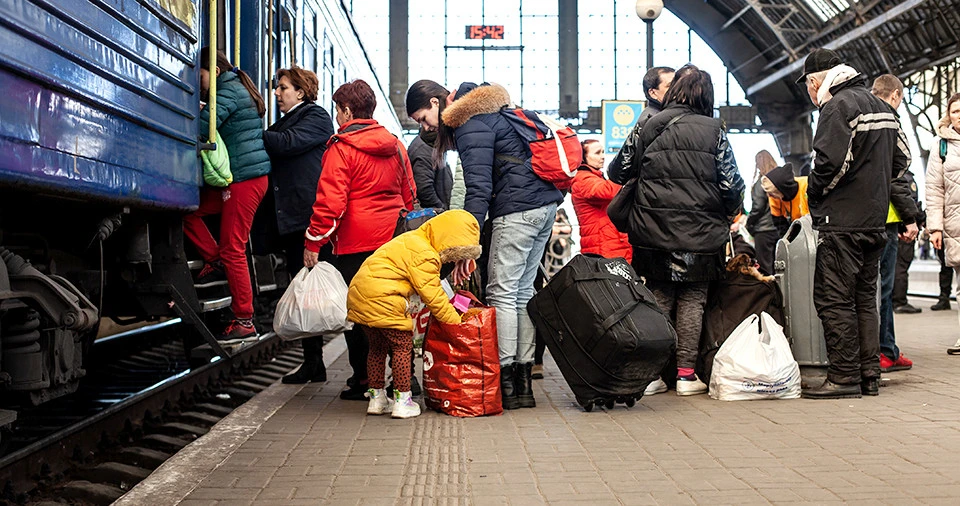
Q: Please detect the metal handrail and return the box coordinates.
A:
[234,0,240,66]
[207,0,217,144]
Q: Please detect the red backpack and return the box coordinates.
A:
[498,109,582,190]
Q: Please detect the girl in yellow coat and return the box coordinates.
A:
[347,209,481,418]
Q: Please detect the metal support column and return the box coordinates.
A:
[389,0,411,127]
[646,20,654,69]
[558,0,578,118]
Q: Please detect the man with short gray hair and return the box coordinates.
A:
[798,49,908,399]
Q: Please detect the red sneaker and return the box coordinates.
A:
[880,353,912,372]
[218,319,258,344]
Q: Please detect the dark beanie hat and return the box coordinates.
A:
[766,163,799,201]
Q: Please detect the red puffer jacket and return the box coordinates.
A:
[571,166,632,262]
[305,119,415,255]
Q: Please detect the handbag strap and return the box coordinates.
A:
[396,145,420,209]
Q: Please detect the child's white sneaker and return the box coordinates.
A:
[391,391,421,419]
[366,388,393,415]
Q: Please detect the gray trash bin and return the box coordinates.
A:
[774,215,829,366]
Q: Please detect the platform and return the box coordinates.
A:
[117,296,960,505]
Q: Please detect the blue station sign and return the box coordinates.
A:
[601,100,645,154]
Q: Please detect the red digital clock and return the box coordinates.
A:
[465,25,505,40]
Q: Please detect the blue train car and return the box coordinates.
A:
[0,0,400,411]
[0,0,201,210]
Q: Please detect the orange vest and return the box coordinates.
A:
[769,176,809,222]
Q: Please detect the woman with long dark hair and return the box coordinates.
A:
[303,80,415,400]
[261,66,334,384]
[184,49,271,343]
[405,80,454,209]
[620,64,745,395]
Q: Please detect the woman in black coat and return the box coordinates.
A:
[619,65,745,396]
[262,66,334,385]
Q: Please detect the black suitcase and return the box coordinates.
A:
[527,255,676,411]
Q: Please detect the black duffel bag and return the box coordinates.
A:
[527,254,676,411]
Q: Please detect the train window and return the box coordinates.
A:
[338,59,347,87]
[304,5,318,72]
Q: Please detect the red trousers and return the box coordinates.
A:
[183,176,267,319]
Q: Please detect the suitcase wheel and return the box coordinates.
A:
[582,402,593,412]
[603,399,615,410]
[624,398,636,408]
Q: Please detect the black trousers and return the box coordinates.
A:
[892,238,914,307]
[937,247,954,300]
[753,231,780,276]
[337,251,375,383]
[813,231,885,385]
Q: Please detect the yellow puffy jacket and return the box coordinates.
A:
[347,209,482,330]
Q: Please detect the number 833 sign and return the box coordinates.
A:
[602,100,645,154]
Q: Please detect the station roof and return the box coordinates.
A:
[671,0,960,128]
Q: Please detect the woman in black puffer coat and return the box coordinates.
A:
[261,66,334,386]
[617,65,745,396]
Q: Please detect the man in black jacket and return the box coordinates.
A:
[609,66,674,184]
[799,49,909,399]
[871,74,919,374]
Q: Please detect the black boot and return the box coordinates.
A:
[516,362,536,408]
[500,363,520,410]
[801,379,861,399]
[282,337,326,384]
[860,377,880,396]
[931,298,951,311]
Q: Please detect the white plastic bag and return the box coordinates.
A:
[273,263,353,341]
[709,312,801,401]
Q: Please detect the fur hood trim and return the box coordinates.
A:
[439,244,482,264]
[442,84,512,128]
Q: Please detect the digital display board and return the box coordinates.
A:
[465,25,505,40]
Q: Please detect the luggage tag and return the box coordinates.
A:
[441,279,455,299]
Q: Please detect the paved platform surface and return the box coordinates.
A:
[118,297,960,505]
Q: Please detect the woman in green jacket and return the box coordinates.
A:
[184,49,271,343]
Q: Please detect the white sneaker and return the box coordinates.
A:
[644,378,668,396]
[391,391,421,419]
[949,337,960,355]
[676,376,708,396]
[366,388,393,415]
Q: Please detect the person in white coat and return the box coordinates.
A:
[924,92,960,354]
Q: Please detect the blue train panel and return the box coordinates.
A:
[0,0,201,211]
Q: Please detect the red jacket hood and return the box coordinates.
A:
[330,119,400,157]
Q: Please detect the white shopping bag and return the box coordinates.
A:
[273,263,353,341]
[709,312,801,401]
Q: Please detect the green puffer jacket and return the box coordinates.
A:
[199,72,271,183]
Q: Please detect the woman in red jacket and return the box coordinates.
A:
[303,79,415,400]
[571,140,632,262]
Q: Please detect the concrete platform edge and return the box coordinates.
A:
[113,336,348,506]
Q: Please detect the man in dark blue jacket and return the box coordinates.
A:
[442,82,563,410]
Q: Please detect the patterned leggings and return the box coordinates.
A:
[362,326,413,392]
[645,280,709,370]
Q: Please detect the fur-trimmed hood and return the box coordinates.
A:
[442,82,512,128]
[345,209,481,331]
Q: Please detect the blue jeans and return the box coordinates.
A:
[879,224,900,360]
[487,203,557,365]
